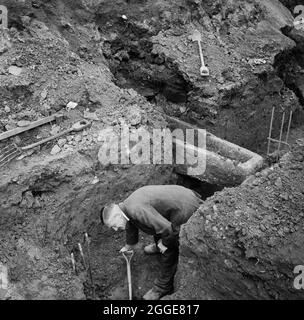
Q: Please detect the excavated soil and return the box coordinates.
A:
[0,0,303,300]
[170,142,304,300]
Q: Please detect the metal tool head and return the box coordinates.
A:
[0,143,21,168]
[71,120,91,132]
[200,65,210,76]
[190,29,201,42]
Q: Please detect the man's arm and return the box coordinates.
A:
[119,221,139,253]
[126,220,139,246]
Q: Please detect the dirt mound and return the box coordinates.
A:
[170,141,304,299]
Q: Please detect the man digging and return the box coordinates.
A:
[100,185,203,300]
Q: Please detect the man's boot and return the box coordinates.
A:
[144,243,160,255]
[143,286,173,300]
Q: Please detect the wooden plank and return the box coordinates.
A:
[0,114,63,142]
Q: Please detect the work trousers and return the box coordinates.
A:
[153,235,179,292]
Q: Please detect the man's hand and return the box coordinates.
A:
[119,244,137,253]
[157,240,168,254]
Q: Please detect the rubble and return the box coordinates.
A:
[8,66,23,76]
[50,145,61,155]
[57,138,67,148]
[66,101,78,111]
[0,30,11,54]
[17,120,31,127]
[83,110,99,121]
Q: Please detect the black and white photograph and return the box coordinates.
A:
[0,0,303,312]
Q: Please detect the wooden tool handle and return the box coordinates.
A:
[197,40,205,66]
[0,114,63,142]
[21,128,72,151]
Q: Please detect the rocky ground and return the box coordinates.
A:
[171,140,304,300]
[0,0,303,300]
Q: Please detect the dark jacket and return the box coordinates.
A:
[119,185,203,247]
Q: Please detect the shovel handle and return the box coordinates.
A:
[122,250,134,300]
[122,250,134,262]
[197,40,205,66]
[21,120,91,151]
[21,128,73,150]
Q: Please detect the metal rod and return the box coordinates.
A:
[285,110,293,143]
[0,149,21,167]
[0,144,16,154]
[0,147,20,158]
[85,233,96,300]
[0,150,15,161]
[71,252,77,275]
[267,107,275,155]
[1,144,17,153]
[267,137,290,146]
[277,111,285,153]
[78,243,87,269]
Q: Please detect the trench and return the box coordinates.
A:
[0,153,224,300]
[72,173,223,300]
